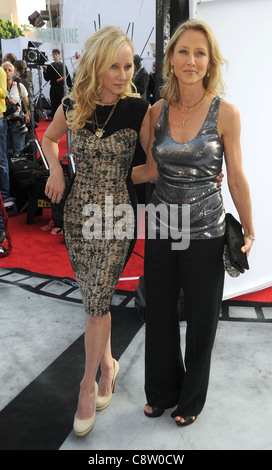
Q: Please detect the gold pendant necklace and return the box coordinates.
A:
[178,93,207,127]
[93,98,120,138]
[95,128,104,138]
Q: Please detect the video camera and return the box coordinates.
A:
[22,48,48,67]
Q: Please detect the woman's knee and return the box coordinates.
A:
[86,311,111,326]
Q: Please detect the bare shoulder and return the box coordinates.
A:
[219,99,240,121]
[218,99,241,135]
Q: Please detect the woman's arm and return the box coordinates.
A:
[6,82,17,105]
[22,96,30,123]
[219,100,255,255]
[42,105,69,203]
[138,104,151,153]
[132,100,163,184]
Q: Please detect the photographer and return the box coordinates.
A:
[0,66,8,243]
[14,60,29,92]
[2,62,29,158]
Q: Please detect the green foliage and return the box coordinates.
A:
[0,19,24,58]
[0,19,24,40]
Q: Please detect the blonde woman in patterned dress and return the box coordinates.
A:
[42,26,152,437]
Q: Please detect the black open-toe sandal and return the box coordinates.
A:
[144,404,165,418]
[175,416,197,427]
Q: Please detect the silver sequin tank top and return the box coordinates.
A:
[151,96,225,239]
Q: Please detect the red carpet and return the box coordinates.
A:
[0,120,144,290]
[1,205,271,300]
[0,208,144,291]
[0,121,271,300]
[232,288,272,303]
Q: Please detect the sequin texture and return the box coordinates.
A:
[151,97,225,239]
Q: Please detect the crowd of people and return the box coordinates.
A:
[1,19,254,437]
[0,49,74,243]
[0,53,30,243]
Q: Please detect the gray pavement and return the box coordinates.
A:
[0,267,271,451]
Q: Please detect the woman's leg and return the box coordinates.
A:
[144,237,184,411]
[172,236,225,422]
[76,312,111,420]
[9,123,25,157]
[98,323,115,397]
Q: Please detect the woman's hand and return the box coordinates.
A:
[6,97,17,106]
[24,111,30,124]
[216,171,224,186]
[241,236,254,257]
[45,164,66,204]
[42,105,70,203]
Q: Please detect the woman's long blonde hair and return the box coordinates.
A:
[161,19,227,104]
[66,26,136,131]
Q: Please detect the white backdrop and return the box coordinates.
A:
[61,0,156,59]
[190,0,272,298]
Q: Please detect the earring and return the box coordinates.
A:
[206,69,210,77]
[170,65,174,74]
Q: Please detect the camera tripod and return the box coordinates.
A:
[26,68,74,172]
[26,68,49,169]
[34,66,51,121]
[19,69,75,224]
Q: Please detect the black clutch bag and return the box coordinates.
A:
[223,213,249,277]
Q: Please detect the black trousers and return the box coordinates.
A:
[144,235,225,418]
[50,86,64,117]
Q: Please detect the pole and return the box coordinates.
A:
[140,27,154,58]
[155,0,190,101]
[59,1,75,175]
[155,0,170,101]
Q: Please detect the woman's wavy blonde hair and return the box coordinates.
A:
[161,19,227,104]
[66,26,136,131]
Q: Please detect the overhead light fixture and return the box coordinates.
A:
[40,10,50,21]
[28,11,45,28]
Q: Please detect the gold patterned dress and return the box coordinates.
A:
[63,97,149,316]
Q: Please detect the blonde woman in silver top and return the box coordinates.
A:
[133,19,254,426]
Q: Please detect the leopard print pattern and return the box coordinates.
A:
[63,127,138,316]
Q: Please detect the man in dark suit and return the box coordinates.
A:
[133,55,149,100]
